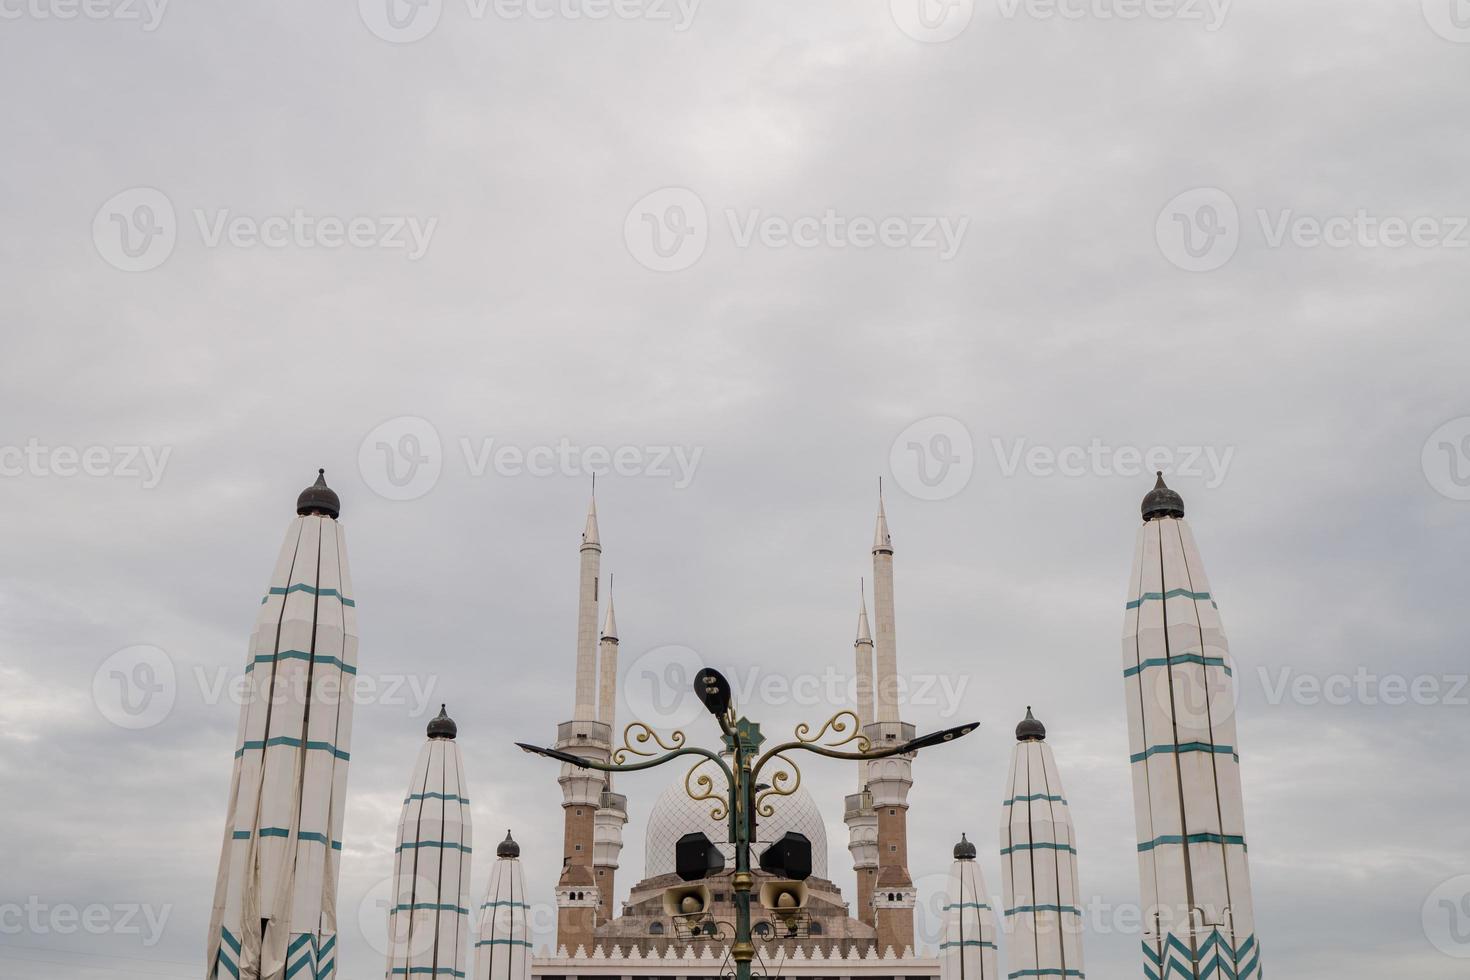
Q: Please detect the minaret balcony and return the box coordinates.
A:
[555,719,613,753]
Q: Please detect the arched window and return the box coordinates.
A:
[809,921,824,936]
[648,922,664,936]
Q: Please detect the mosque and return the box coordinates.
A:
[204,470,1262,980]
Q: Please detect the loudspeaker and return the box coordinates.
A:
[757,880,808,912]
[758,832,813,881]
[675,832,726,882]
[662,883,713,919]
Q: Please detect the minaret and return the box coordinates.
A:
[555,490,610,952]
[940,835,1000,980]
[1123,474,1262,979]
[1000,708,1084,980]
[207,470,358,980]
[386,706,473,980]
[574,491,601,721]
[844,584,879,927]
[475,832,532,980]
[592,587,628,921]
[864,485,917,953]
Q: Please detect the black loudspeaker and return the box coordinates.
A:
[758,832,813,881]
[675,832,726,882]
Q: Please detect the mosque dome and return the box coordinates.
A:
[1140,471,1185,522]
[643,770,829,881]
[1016,706,1047,742]
[427,704,458,740]
[297,469,341,519]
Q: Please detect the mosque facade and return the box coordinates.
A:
[204,470,1263,980]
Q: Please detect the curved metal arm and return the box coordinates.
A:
[752,738,912,779]
[537,743,734,783]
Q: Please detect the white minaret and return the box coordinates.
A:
[207,470,358,980]
[1123,474,1261,979]
[940,835,1000,980]
[1000,708,1084,980]
[573,492,601,722]
[865,485,917,954]
[844,584,879,927]
[592,588,628,920]
[871,490,900,724]
[853,582,877,773]
[596,582,619,730]
[555,489,610,950]
[474,831,532,980]
[386,706,473,980]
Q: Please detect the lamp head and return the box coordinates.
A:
[899,721,980,753]
[694,667,733,717]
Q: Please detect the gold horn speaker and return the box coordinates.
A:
[757,880,808,912]
[662,883,713,919]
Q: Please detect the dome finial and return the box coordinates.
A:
[296,468,341,519]
[954,833,977,860]
[1016,706,1047,742]
[427,704,458,740]
[497,829,520,858]
[1141,471,1185,522]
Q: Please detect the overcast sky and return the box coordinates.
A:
[2,0,1469,977]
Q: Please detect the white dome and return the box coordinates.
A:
[643,771,829,881]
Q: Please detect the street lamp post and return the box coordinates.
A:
[519,668,977,980]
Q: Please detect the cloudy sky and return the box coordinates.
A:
[3,0,1469,977]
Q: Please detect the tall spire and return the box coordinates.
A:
[208,475,357,980]
[865,485,916,953]
[1002,708,1083,980]
[572,488,602,721]
[597,575,619,726]
[846,577,880,928]
[1122,476,1261,978]
[600,578,618,642]
[387,709,473,980]
[854,577,876,784]
[856,579,873,647]
[940,831,999,979]
[475,830,531,980]
[873,477,893,554]
[593,578,629,919]
[871,484,900,723]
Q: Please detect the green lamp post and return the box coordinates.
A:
[519,666,977,980]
